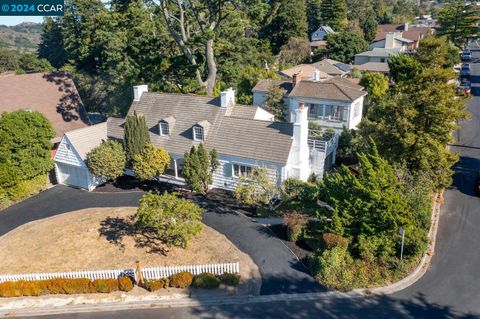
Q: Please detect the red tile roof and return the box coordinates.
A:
[0,72,90,140]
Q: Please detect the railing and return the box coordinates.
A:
[0,262,240,284]
[308,133,339,155]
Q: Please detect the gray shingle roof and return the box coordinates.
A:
[108,93,294,164]
[355,48,401,57]
[65,122,108,160]
[252,79,293,93]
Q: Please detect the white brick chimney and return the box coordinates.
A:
[133,84,148,102]
[290,103,310,181]
[220,87,235,109]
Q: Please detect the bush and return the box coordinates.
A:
[193,273,220,289]
[310,245,355,291]
[0,281,22,297]
[144,278,170,292]
[118,277,134,292]
[5,175,48,203]
[92,279,119,293]
[170,272,193,288]
[283,212,309,242]
[322,233,349,250]
[218,273,241,286]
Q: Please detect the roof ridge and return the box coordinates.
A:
[65,121,107,137]
[332,82,355,101]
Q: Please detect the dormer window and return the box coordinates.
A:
[159,122,169,136]
[193,126,204,141]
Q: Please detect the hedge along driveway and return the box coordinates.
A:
[0,185,325,295]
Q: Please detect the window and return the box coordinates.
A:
[159,122,169,136]
[193,126,204,141]
[329,105,343,121]
[353,103,361,119]
[232,163,252,177]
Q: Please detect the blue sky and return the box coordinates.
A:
[0,16,44,26]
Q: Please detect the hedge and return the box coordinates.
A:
[144,272,241,291]
[0,277,134,297]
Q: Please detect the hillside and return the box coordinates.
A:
[0,22,42,51]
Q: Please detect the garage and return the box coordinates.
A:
[53,123,108,191]
[55,162,90,190]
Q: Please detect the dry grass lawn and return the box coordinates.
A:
[0,208,254,278]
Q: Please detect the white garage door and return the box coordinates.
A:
[56,163,90,189]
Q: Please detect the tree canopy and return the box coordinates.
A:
[324,32,368,63]
[124,112,150,164]
[437,0,479,47]
[87,140,126,181]
[133,144,170,181]
[183,144,219,195]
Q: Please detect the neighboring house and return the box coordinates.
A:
[374,23,430,50]
[310,26,336,50]
[279,59,351,79]
[369,32,414,51]
[55,87,338,191]
[54,123,107,191]
[0,72,90,144]
[354,48,400,65]
[252,74,367,131]
[353,62,390,74]
[311,26,335,41]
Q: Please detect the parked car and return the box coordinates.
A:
[456,78,471,96]
[461,64,471,76]
[463,51,472,61]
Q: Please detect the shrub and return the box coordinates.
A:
[311,245,355,291]
[118,277,134,292]
[6,175,48,203]
[170,272,193,288]
[322,233,349,250]
[218,273,241,286]
[193,273,220,289]
[283,212,309,242]
[144,278,169,292]
[0,281,22,297]
[92,279,119,293]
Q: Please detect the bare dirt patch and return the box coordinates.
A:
[0,207,259,292]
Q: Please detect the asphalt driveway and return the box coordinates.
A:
[0,186,324,295]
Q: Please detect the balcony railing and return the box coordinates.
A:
[307,132,339,155]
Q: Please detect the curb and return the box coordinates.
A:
[354,191,443,295]
[0,291,359,317]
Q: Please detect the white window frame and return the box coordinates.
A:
[159,121,169,136]
[232,163,253,178]
[193,126,204,141]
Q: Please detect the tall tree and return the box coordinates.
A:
[388,54,422,83]
[324,32,368,63]
[306,0,322,35]
[266,0,308,54]
[262,84,286,121]
[124,112,151,164]
[359,72,389,102]
[320,0,347,31]
[437,0,479,47]
[183,144,219,195]
[360,9,378,43]
[157,0,238,96]
[38,18,67,69]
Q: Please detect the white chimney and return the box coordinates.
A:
[291,103,310,181]
[133,84,149,102]
[404,22,409,31]
[312,68,321,81]
[385,32,396,49]
[220,87,235,109]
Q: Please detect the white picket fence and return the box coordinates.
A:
[0,262,239,284]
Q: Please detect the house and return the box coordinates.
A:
[369,32,414,51]
[252,73,367,131]
[54,87,338,191]
[354,48,400,65]
[311,26,335,41]
[373,23,430,50]
[352,62,390,74]
[279,59,351,79]
[0,72,90,144]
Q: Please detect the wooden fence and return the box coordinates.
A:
[0,262,239,284]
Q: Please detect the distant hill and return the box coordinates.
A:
[0,22,42,51]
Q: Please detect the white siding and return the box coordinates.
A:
[212,154,285,191]
[54,136,86,168]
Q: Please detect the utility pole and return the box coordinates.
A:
[399,227,405,266]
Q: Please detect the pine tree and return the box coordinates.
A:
[266,0,308,54]
[183,144,219,195]
[306,0,323,35]
[124,112,151,165]
[437,0,479,47]
[320,0,347,31]
[38,18,68,69]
